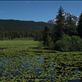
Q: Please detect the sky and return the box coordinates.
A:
[0,1,82,22]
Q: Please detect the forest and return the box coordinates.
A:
[42,6,82,51]
[0,6,82,82]
[0,7,82,51]
[0,20,54,40]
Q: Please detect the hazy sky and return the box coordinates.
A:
[0,1,82,22]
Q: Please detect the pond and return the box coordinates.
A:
[0,55,56,81]
[68,79,81,82]
[0,54,81,82]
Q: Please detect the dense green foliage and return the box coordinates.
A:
[42,26,50,46]
[0,40,82,82]
[0,20,54,40]
[77,13,82,37]
[64,13,77,35]
[42,7,82,51]
[54,35,82,51]
[54,6,65,40]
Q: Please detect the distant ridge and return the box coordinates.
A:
[0,19,54,31]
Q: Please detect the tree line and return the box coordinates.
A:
[0,20,54,40]
[0,6,82,51]
[42,6,82,51]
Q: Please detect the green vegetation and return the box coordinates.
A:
[0,6,82,82]
[54,35,82,51]
[42,7,82,51]
[77,13,82,38]
[0,39,82,82]
[0,20,54,40]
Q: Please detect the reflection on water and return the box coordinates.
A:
[0,55,81,82]
[68,79,81,82]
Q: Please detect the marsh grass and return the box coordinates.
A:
[0,40,82,82]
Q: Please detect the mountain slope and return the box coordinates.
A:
[0,20,54,31]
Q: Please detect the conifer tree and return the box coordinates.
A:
[53,6,65,41]
[77,13,82,37]
[65,13,77,35]
[42,26,49,46]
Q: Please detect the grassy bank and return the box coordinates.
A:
[0,40,82,82]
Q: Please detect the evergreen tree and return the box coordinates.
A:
[53,6,65,41]
[77,13,82,37]
[42,26,50,46]
[64,13,77,35]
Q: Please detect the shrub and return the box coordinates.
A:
[54,35,71,51]
[54,35,82,51]
[71,36,82,51]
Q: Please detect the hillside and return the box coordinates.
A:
[0,19,54,31]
